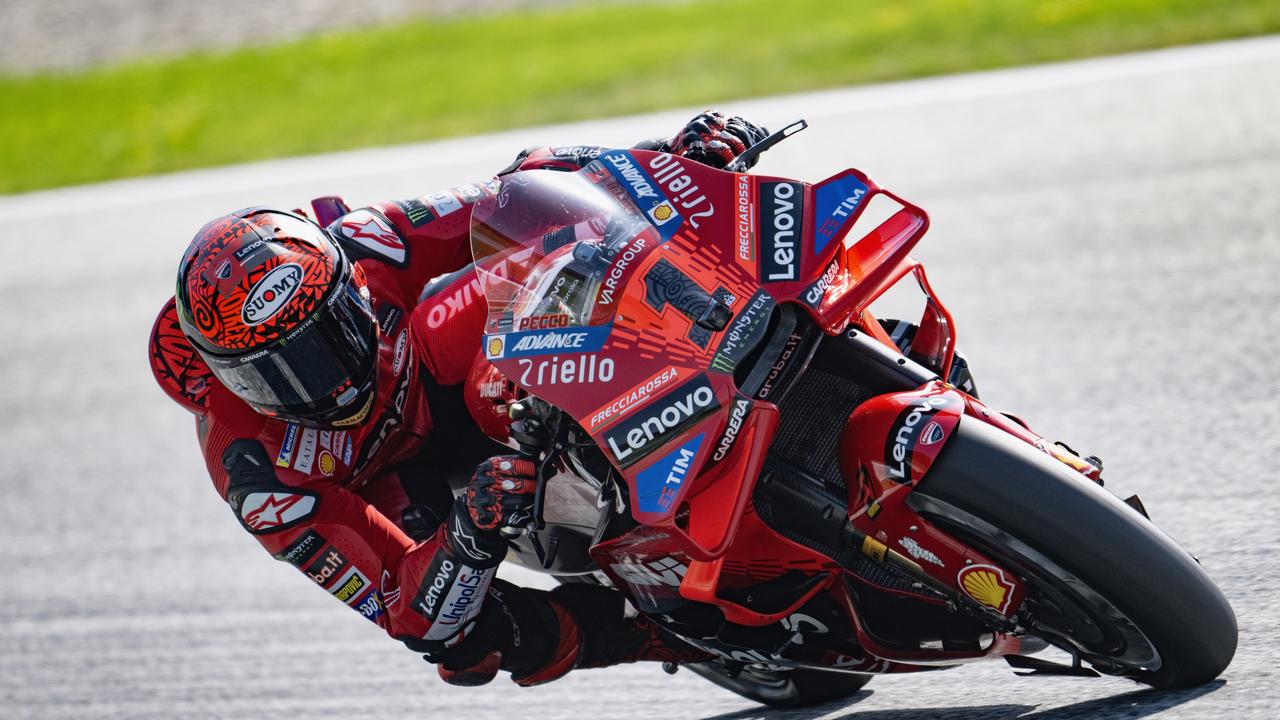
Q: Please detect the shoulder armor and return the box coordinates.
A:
[223,439,321,535]
[328,207,409,268]
[149,297,213,414]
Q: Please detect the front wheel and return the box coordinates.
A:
[912,420,1237,688]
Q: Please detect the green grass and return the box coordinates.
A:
[3,0,1279,194]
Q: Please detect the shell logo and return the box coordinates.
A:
[648,201,676,225]
[486,335,505,359]
[318,450,336,476]
[958,564,1016,614]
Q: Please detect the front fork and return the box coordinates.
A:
[832,379,1100,663]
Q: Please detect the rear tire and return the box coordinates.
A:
[913,420,1237,688]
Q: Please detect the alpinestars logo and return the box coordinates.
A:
[603,375,719,467]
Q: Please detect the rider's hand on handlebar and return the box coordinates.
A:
[465,456,539,531]
[671,111,769,170]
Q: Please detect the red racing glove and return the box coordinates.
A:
[465,456,538,531]
[670,111,769,169]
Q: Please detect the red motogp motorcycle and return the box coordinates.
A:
[462,122,1237,707]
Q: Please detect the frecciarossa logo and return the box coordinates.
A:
[603,375,720,467]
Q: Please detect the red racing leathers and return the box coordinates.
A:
[149,145,711,686]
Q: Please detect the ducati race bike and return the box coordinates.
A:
[459,122,1237,707]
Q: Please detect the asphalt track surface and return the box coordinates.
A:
[3,36,1279,720]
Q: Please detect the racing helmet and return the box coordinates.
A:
[175,207,379,428]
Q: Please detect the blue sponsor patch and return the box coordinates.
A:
[598,150,682,241]
[636,433,705,514]
[275,423,300,467]
[813,175,870,256]
[485,325,611,360]
[353,588,385,623]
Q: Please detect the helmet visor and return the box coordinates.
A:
[203,277,378,422]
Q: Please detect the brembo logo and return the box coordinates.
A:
[885,395,950,483]
[759,182,803,282]
[242,263,303,325]
[604,375,719,467]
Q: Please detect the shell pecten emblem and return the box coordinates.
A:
[958,564,1016,614]
[648,200,677,225]
[485,335,505,359]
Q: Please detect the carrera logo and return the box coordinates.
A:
[759,182,803,282]
[885,395,952,483]
[517,354,614,386]
[712,398,751,463]
[804,261,840,307]
[240,491,317,533]
[242,263,304,326]
[603,375,719,467]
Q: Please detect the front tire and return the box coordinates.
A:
[913,420,1237,688]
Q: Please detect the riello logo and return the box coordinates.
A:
[242,263,304,326]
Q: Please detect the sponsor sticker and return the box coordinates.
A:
[239,491,318,533]
[304,546,349,587]
[884,395,955,483]
[898,537,944,567]
[803,261,841,308]
[274,529,325,566]
[517,354,614,387]
[735,173,755,265]
[589,367,681,429]
[636,432,705,513]
[317,450,336,476]
[958,564,1015,614]
[483,325,610,360]
[293,428,318,474]
[598,150,683,241]
[330,566,371,605]
[597,236,648,306]
[425,191,464,217]
[242,263,304,326]
[276,423,300,467]
[710,289,774,373]
[353,588,385,623]
[759,181,804,282]
[813,174,870,256]
[331,393,374,428]
[424,275,483,329]
[395,198,435,228]
[603,375,719,468]
[647,154,714,228]
[710,397,751,464]
[415,555,460,621]
[421,563,497,642]
[610,557,687,587]
[343,437,353,465]
[338,209,407,266]
[393,329,409,375]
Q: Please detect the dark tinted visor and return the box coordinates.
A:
[204,277,377,420]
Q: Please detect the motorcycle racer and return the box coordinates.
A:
[148,112,767,686]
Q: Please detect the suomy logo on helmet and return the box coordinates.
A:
[242,263,305,326]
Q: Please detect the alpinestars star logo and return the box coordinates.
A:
[239,491,317,533]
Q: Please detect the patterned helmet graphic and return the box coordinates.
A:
[177,208,338,354]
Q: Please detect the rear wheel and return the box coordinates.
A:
[913,420,1237,688]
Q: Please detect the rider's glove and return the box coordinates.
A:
[444,455,539,567]
[670,111,769,170]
